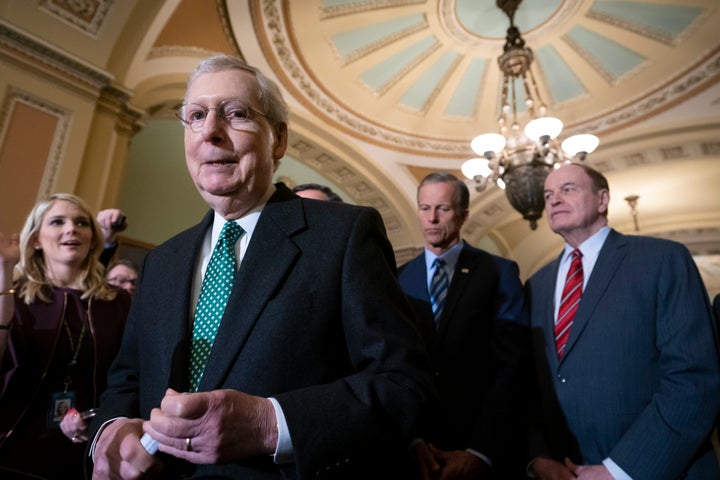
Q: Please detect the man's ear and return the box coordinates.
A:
[273,122,288,161]
[598,188,610,214]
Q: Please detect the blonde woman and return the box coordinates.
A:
[0,193,130,479]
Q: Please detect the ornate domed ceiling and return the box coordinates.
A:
[217,0,719,286]
[237,0,718,157]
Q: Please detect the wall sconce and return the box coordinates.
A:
[624,194,639,232]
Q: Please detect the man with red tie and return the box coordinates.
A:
[526,163,720,479]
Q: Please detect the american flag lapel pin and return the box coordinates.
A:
[461,268,469,274]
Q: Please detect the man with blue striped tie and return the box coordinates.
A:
[428,257,449,327]
[398,172,532,479]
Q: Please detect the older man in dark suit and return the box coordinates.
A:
[89,55,436,480]
[526,163,720,479]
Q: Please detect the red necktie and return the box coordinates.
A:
[555,249,583,358]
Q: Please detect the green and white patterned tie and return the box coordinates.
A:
[189,221,244,391]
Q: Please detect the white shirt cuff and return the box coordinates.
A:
[466,448,492,467]
[268,397,293,464]
[88,417,128,462]
[603,457,633,480]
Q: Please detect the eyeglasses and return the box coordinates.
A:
[176,98,266,132]
[107,276,137,286]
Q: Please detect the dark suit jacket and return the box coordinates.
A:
[91,184,436,480]
[397,241,531,477]
[526,229,720,480]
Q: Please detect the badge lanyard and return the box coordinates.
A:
[62,315,88,393]
[48,296,90,429]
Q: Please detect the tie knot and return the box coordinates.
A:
[571,249,582,260]
[220,221,244,245]
[433,258,446,269]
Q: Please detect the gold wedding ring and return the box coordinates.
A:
[185,437,193,452]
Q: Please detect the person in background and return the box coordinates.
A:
[0,193,131,479]
[292,182,344,202]
[397,172,531,479]
[526,163,720,479]
[89,54,436,480]
[105,258,139,298]
[96,208,127,267]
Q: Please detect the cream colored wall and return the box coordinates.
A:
[0,11,143,228]
[0,56,97,193]
[117,119,207,245]
[0,57,123,231]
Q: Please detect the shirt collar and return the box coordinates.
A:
[210,184,276,246]
[563,225,611,264]
[424,240,464,270]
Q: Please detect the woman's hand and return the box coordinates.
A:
[0,232,20,270]
[60,408,89,443]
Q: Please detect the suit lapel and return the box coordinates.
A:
[401,256,431,303]
[198,185,305,391]
[153,212,213,393]
[561,229,627,361]
[537,254,562,370]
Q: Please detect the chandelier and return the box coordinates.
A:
[461,0,599,230]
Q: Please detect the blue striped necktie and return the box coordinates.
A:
[429,258,449,327]
[189,221,244,391]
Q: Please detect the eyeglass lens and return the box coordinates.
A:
[178,99,260,132]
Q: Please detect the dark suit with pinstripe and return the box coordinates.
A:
[526,229,720,479]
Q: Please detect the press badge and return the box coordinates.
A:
[47,391,75,429]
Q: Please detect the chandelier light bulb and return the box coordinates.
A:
[524,116,563,141]
[471,133,506,156]
[461,157,493,179]
[561,134,600,157]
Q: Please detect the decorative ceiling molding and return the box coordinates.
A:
[284,125,418,250]
[587,10,674,46]
[244,0,720,158]
[215,0,244,59]
[438,0,582,47]
[320,0,425,20]
[148,45,223,60]
[338,22,428,67]
[0,19,113,94]
[39,0,113,37]
[248,0,474,156]
[656,229,720,255]
[562,50,720,137]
